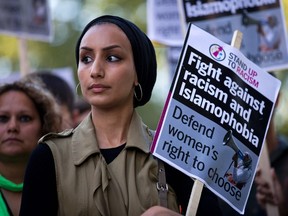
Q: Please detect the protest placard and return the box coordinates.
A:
[178,0,288,71]
[147,0,183,46]
[0,0,52,42]
[0,0,52,75]
[151,24,281,214]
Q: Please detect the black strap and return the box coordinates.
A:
[157,159,168,208]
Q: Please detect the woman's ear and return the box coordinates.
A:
[134,72,139,86]
[134,78,139,86]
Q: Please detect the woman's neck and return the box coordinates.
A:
[0,161,26,184]
[91,106,134,149]
[0,161,25,216]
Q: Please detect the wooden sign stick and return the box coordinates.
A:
[185,179,204,216]
[231,30,243,49]
[18,37,30,77]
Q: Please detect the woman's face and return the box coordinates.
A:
[77,23,137,110]
[0,91,42,162]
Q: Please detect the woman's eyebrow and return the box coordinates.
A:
[102,44,121,51]
[80,44,121,52]
[80,46,93,52]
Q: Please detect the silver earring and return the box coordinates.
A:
[134,83,143,102]
[75,83,81,95]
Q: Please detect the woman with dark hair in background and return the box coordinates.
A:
[0,77,61,215]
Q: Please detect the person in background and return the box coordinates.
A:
[218,71,288,216]
[0,77,61,216]
[73,97,90,127]
[19,15,222,216]
[255,167,288,216]
[27,71,75,130]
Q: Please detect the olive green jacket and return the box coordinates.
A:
[41,112,179,216]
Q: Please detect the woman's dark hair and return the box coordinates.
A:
[75,15,157,107]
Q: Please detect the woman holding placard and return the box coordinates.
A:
[20,15,222,216]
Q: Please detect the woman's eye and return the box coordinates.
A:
[107,55,120,62]
[0,115,8,123]
[81,56,92,64]
[19,115,32,123]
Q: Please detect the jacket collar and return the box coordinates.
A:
[71,111,153,165]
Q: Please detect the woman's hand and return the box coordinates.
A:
[255,168,286,215]
[255,168,282,207]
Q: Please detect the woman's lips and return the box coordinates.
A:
[88,83,109,93]
[3,137,22,144]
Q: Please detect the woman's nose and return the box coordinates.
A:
[7,117,19,132]
[90,58,104,78]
